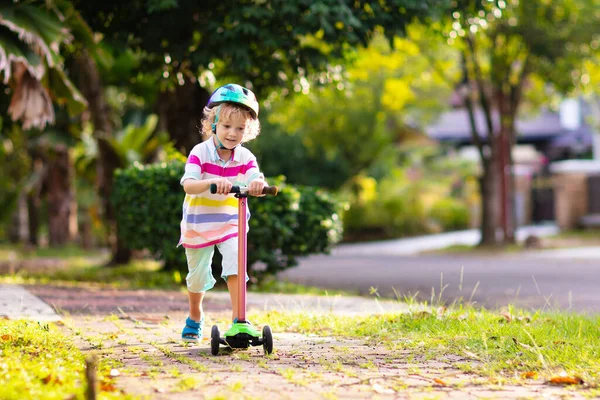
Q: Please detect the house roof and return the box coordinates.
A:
[425,107,591,145]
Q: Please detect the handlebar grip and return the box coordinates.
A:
[263,186,278,196]
[210,184,278,196]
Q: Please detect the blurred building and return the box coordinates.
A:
[424,100,595,162]
[424,99,600,229]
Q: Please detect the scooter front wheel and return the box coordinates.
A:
[262,325,273,355]
[211,325,220,355]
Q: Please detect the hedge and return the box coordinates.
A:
[111,161,343,278]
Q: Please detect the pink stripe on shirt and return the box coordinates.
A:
[201,160,257,177]
[182,232,238,249]
[188,155,202,166]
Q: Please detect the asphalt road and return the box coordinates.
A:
[280,251,600,313]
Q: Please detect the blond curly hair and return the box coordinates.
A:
[200,103,261,143]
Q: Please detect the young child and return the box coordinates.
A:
[179,84,267,342]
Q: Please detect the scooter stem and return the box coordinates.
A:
[237,195,247,321]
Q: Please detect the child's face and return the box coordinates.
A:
[215,113,248,149]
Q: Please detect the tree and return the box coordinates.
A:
[0,0,88,246]
[63,0,456,264]
[267,26,456,185]
[443,0,599,245]
[73,0,452,153]
[0,1,86,129]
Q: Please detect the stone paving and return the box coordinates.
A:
[2,283,595,399]
[0,284,62,321]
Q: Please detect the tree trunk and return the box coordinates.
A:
[496,86,517,243]
[26,192,39,246]
[8,194,29,244]
[156,76,210,154]
[46,144,73,246]
[25,152,45,246]
[75,50,131,265]
[479,151,502,246]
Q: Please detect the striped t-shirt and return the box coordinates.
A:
[178,137,263,249]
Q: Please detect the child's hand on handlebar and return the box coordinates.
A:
[248,178,267,197]
[210,178,233,195]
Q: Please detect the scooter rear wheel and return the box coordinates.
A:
[211,325,220,355]
[262,325,273,355]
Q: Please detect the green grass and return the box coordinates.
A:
[425,229,600,255]
[425,243,524,254]
[1,261,353,296]
[250,276,358,296]
[0,255,186,290]
[249,306,600,386]
[0,244,105,260]
[1,244,354,295]
[551,229,600,240]
[0,319,137,399]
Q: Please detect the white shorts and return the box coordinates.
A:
[184,237,249,293]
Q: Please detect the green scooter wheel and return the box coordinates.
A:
[262,325,273,355]
[211,325,220,356]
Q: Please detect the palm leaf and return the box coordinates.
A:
[46,67,87,116]
[0,26,44,82]
[0,4,65,68]
[120,114,158,154]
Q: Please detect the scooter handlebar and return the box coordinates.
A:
[210,184,278,196]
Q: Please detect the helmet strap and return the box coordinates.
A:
[212,106,236,151]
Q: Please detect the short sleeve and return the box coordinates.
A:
[243,154,264,184]
[180,153,202,185]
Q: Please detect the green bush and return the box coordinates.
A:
[111,161,342,278]
[342,169,473,241]
[429,197,470,231]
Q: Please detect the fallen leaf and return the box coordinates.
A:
[372,384,395,394]
[464,351,480,360]
[433,378,447,386]
[41,374,63,385]
[548,376,584,385]
[1,334,13,341]
[100,382,118,392]
[413,311,433,319]
[521,371,537,379]
[500,312,512,322]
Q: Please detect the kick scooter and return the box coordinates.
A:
[209,183,278,355]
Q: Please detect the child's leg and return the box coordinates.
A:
[217,237,249,322]
[226,276,239,321]
[182,247,216,341]
[188,291,205,322]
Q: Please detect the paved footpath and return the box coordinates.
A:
[2,283,595,399]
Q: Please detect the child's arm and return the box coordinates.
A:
[183,177,232,195]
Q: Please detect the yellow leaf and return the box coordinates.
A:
[521,371,537,379]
